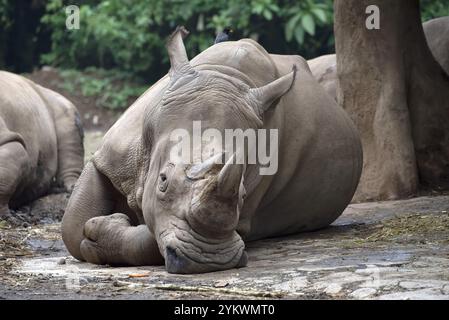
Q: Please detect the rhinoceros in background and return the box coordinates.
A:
[309,16,449,102]
[307,54,338,101]
[0,71,84,215]
[62,27,362,274]
[423,16,449,76]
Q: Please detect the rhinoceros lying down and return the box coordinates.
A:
[62,27,362,274]
[0,71,84,215]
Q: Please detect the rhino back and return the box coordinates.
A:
[0,71,58,190]
[191,39,280,87]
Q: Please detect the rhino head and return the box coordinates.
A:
[141,27,296,274]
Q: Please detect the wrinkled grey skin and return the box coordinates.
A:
[309,17,449,102]
[62,27,362,274]
[0,71,84,215]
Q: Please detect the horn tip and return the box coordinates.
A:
[168,26,190,42]
[290,64,298,89]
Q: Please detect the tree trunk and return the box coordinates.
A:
[334,0,449,201]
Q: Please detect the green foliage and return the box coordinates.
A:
[421,0,449,21]
[59,68,148,110]
[0,0,12,29]
[41,0,335,82]
[2,0,444,110]
[284,0,332,44]
[0,0,12,68]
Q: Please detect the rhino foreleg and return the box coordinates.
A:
[0,141,30,215]
[81,214,163,266]
[62,162,163,266]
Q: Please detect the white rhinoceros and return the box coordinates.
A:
[0,71,84,215]
[62,27,362,274]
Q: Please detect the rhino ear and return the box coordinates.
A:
[248,65,297,116]
[166,26,198,88]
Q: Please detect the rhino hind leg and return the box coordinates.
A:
[0,141,31,215]
[62,162,163,266]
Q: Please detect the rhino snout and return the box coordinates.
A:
[165,246,189,274]
[160,222,247,274]
[165,246,248,274]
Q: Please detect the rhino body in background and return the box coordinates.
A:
[62,28,362,274]
[309,17,449,102]
[308,54,338,101]
[423,16,449,76]
[0,71,84,215]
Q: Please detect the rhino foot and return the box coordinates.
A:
[80,213,131,265]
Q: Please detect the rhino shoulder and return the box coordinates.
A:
[92,105,146,211]
[92,77,169,210]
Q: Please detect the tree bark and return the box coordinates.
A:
[334,0,449,201]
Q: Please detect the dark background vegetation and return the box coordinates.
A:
[0,0,448,110]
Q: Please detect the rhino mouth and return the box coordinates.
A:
[158,218,246,274]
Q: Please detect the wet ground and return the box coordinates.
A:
[1,133,449,300]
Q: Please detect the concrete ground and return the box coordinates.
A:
[1,194,449,300]
[1,132,448,300]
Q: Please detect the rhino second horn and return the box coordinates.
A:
[217,154,244,197]
[187,152,225,179]
[248,65,298,115]
[166,26,197,81]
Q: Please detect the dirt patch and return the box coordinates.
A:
[1,193,70,228]
[364,213,449,244]
[84,131,105,163]
[0,193,69,279]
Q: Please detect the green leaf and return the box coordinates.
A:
[285,13,302,41]
[263,9,273,20]
[301,14,315,35]
[311,8,327,23]
[294,27,305,44]
[268,4,280,12]
[252,4,264,14]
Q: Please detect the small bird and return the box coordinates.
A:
[214,27,234,44]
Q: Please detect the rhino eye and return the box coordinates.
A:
[158,173,169,192]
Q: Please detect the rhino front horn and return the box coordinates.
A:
[166,26,198,87]
[217,153,244,197]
